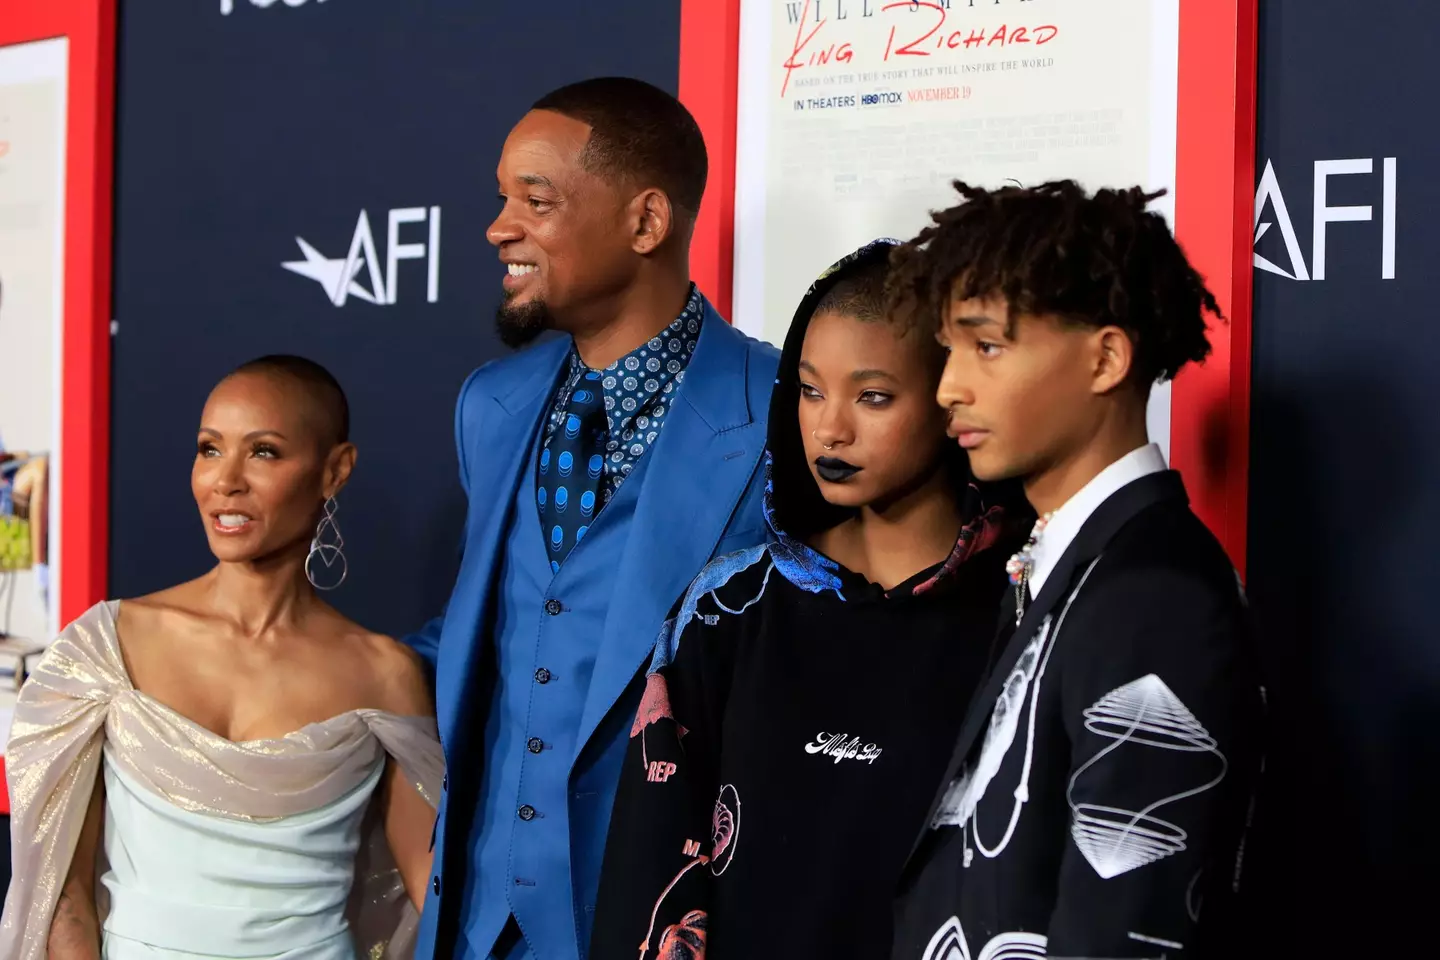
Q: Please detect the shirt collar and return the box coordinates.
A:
[563,284,704,434]
[1028,442,1168,596]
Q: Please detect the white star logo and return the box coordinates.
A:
[281,209,386,306]
[281,237,376,305]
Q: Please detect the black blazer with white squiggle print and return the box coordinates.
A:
[892,471,1263,960]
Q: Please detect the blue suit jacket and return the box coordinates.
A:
[407,302,779,959]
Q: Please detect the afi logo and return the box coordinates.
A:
[283,207,441,307]
[1253,157,1397,281]
[221,0,328,13]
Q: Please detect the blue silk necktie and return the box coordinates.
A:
[537,370,607,571]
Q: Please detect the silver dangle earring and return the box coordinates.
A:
[305,497,347,591]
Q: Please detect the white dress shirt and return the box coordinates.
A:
[1027,443,1168,597]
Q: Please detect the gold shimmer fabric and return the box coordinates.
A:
[0,601,444,959]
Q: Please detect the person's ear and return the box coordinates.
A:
[322,443,357,500]
[1089,325,1135,395]
[629,188,674,255]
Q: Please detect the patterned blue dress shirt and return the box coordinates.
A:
[539,284,704,512]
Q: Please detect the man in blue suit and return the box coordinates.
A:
[406,77,779,960]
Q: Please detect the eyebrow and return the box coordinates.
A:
[518,173,556,189]
[953,312,1019,339]
[198,429,288,442]
[952,314,1002,329]
[796,361,898,384]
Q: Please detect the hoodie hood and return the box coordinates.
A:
[761,240,1024,596]
[765,239,905,541]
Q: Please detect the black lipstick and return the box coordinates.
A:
[815,456,862,483]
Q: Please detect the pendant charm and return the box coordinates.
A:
[1006,512,1053,585]
[1007,511,1053,624]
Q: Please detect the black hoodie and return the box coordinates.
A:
[588,242,1027,960]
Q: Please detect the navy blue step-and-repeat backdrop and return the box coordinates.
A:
[1247,1,1438,951]
[108,0,680,636]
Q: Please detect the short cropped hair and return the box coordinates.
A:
[533,77,708,220]
[230,354,350,446]
[887,179,1221,384]
[813,260,891,324]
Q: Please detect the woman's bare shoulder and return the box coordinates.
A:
[115,580,214,642]
[334,622,432,716]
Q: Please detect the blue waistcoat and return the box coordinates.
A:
[459,436,651,956]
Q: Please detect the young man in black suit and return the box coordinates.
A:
[886,180,1263,960]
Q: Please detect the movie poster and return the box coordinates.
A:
[732,0,1179,447]
[0,38,68,650]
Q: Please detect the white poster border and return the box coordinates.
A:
[732,0,1179,459]
[0,35,70,640]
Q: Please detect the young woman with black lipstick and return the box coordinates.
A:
[588,241,1029,960]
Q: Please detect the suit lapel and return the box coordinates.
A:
[434,338,568,750]
[908,471,1189,859]
[573,312,766,761]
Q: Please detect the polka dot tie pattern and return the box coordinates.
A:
[537,372,608,570]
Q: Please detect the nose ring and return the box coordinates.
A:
[812,430,834,451]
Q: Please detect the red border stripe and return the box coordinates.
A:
[678,0,741,320]
[1171,0,1258,573]
[0,0,115,624]
[0,0,116,812]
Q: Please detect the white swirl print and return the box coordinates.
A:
[922,916,1047,960]
[1067,673,1228,879]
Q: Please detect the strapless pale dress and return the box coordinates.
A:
[0,600,444,960]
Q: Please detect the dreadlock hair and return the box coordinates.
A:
[885,179,1221,386]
